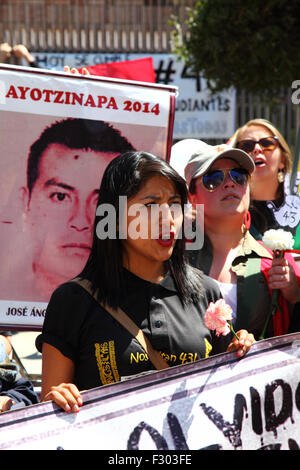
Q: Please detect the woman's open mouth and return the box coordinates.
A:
[254,157,266,167]
[157,232,175,247]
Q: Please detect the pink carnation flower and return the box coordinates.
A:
[204,299,233,337]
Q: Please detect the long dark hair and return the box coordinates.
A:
[80,151,203,307]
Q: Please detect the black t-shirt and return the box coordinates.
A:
[36,269,225,391]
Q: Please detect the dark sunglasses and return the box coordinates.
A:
[236,136,279,153]
[201,168,250,192]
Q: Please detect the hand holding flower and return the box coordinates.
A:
[204,299,255,357]
[268,257,300,304]
[226,329,255,358]
[260,229,299,339]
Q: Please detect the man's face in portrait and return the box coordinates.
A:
[22,143,119,289]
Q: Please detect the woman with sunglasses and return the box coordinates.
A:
[36,151,254,413]
[185,141,300,342]
[231,119,300,249]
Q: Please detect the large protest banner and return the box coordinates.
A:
[0,333,299,451]
[0,64,176,329]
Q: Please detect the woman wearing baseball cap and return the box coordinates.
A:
[183,140,300,341]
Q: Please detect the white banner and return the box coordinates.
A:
[0,65,173,127]
[0,64,176,328]
[0,334,299,451]
[30,52,236,140]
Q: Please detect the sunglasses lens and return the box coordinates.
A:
[259,137,277,149]
[230,168,249,186]
[202,170,224,191]
[236,136,278,153]
[236,141,255,152]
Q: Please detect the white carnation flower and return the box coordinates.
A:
[262,229,295,251]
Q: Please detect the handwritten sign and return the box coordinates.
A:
[0,333,299,450]
[267,174,300,231]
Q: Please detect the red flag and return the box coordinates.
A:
[79,57,156,83]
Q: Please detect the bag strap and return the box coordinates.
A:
[71,277,170,371]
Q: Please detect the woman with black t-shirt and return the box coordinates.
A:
[36,151,254,413]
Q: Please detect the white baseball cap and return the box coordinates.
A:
[184,140,255,186]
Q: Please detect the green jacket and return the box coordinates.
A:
[188,231,276,340]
